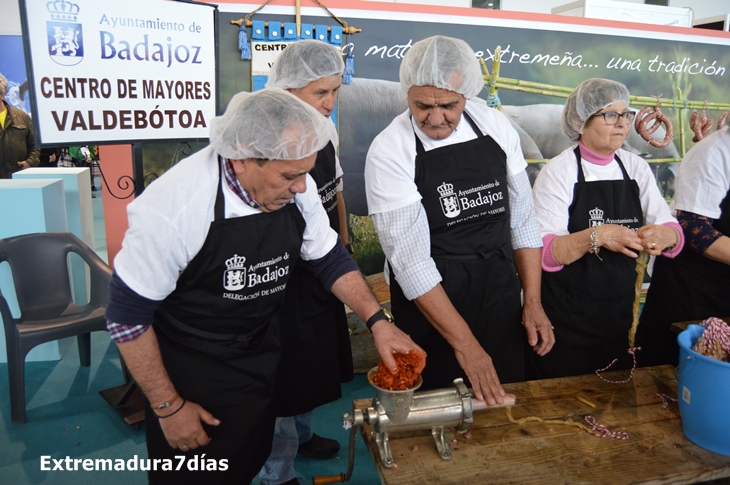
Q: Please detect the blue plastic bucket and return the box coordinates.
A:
[677,324,730,456]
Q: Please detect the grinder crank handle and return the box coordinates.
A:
[313,474,347,485]
[471,393,516,411]
[312,417,359,484]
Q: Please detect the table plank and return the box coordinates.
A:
[353,366,730,485]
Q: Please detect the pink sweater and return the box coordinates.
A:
[542,142,684,272]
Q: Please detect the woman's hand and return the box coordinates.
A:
[596,224,643,257]
[638,224,679,255]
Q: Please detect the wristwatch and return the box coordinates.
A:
[365,307,394,331]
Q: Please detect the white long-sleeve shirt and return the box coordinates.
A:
[365,101,541,300]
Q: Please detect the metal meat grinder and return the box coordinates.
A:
[357,367,477,467]
[312,368,515,484]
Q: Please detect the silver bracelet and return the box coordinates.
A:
[664,230,680,252]
[589,225,602,261]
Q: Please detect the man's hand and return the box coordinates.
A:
[116,329,219,452]
[412,285,507,404]
[17,160,29,169]
[157,400,220,451]
[453,339,505,405]
[522,301,555,356]
[370,320,426,374]
[513,248,554,357]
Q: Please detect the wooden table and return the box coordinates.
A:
[353,365,730,484]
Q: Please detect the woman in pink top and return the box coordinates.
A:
[529,78,683,379]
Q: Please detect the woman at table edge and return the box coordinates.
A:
[529,78,684,379]
[638,125,730,366]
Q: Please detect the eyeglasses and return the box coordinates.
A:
[592,110,636,125]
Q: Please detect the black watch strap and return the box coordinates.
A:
[365,307,393,331]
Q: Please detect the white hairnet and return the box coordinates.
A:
[562,78,631,141]
[399,36,483,99]
[265,40,344,90]
[209,88,336,160]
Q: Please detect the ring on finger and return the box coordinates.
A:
[180,445,188,451]
[651,241,656,249]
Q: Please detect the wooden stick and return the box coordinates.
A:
[489,46,504,113]
[576,395,597,409]
[489,75,730,111]
[677,87,687,156]
[295,0,301,37]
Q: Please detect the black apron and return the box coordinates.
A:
[311,141,341,232]
[528,147,643,379]
[638,188,730,367]
[390,112,524,390]
[146,159,305,485]
[272,141,354,417]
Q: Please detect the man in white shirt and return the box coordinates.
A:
[106,88,425,485]
[365,36,553,405]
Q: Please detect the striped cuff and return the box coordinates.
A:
[107,321,151,343]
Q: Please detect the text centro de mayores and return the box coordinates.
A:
[40,77,210,132]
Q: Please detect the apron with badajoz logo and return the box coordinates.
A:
[390,111,524,389]
[148,160,305,485]
[530,147,643,380]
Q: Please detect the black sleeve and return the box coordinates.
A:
[105,271,163,326]
[302,237,361,292]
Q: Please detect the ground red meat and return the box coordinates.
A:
[372,350,425,390]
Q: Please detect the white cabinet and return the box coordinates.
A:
[552,0,694,27]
